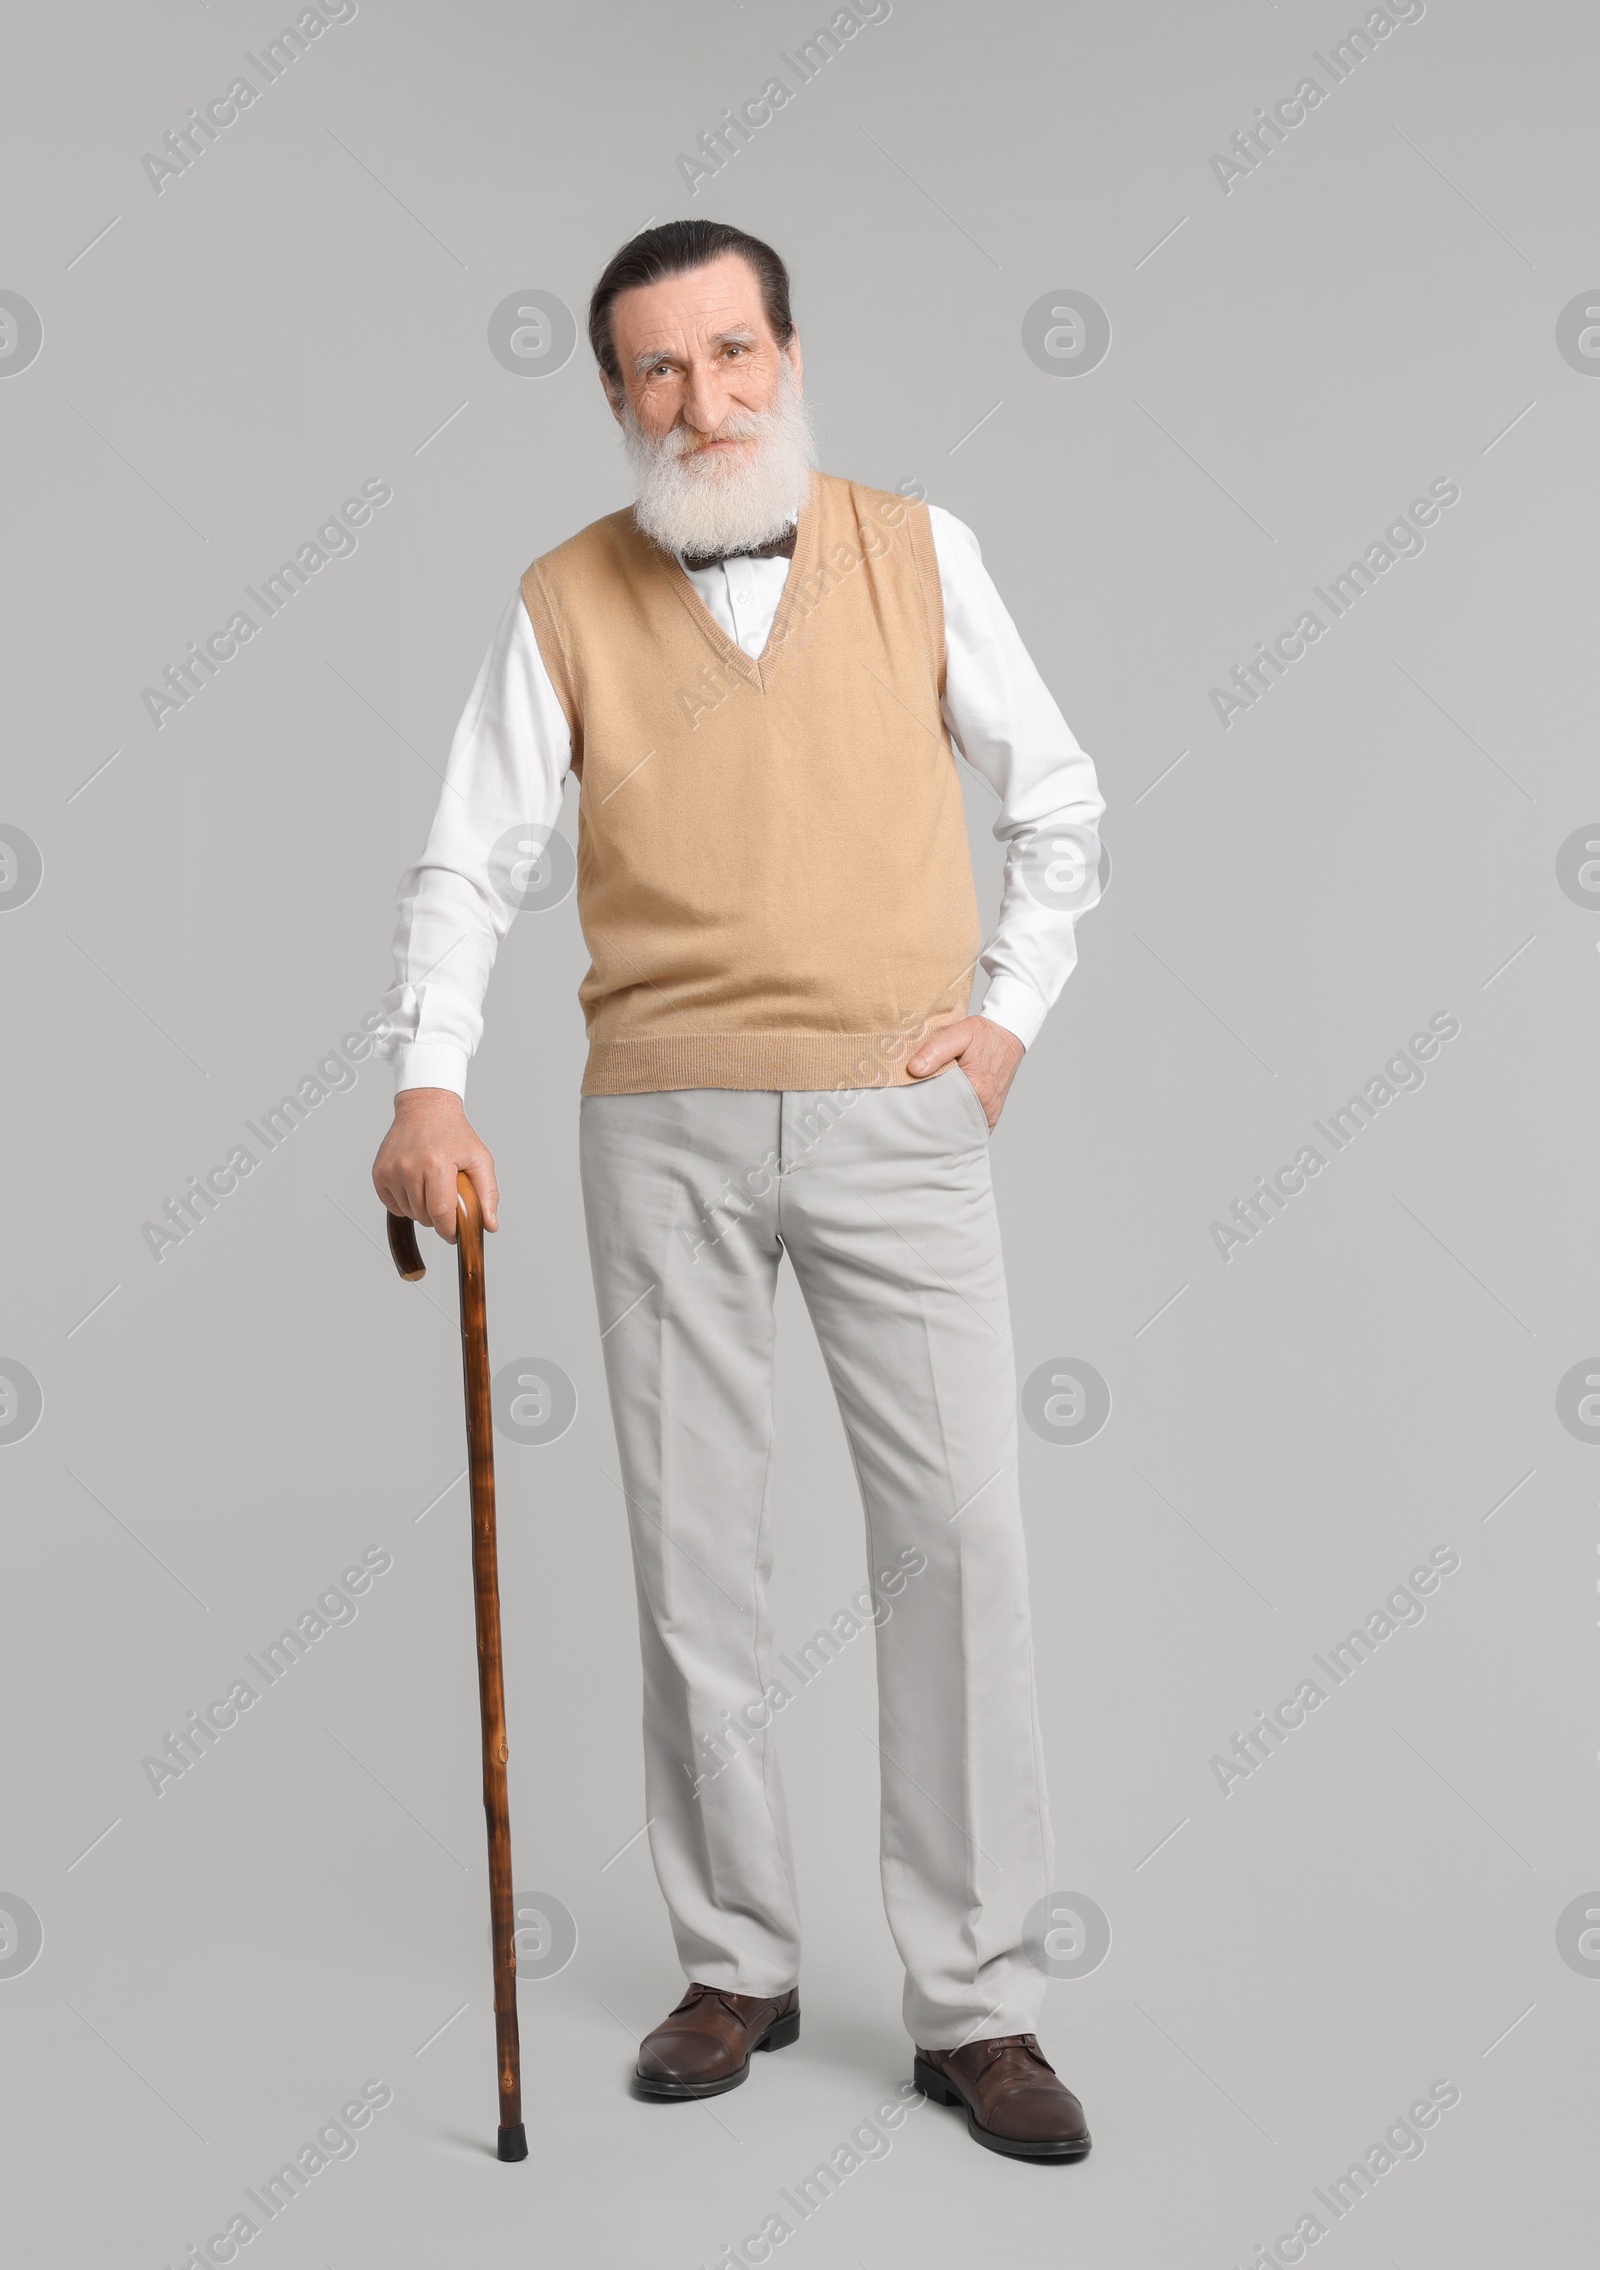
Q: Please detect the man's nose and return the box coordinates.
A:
[680,362,734,437]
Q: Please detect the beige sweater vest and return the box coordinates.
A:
[520,469,983,1096]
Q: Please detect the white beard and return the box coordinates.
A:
[621,357,817,558]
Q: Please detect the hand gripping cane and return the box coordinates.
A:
[386,1172,527,2164]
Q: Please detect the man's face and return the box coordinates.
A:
[604,251,804,463]
[605,250,815,559]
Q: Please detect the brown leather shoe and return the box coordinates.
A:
[633,1982,801,2100]
[913,2033,1091,2161]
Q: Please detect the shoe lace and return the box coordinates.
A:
[971,2032,1057,2086]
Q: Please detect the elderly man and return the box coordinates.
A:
[372,220,1105,2162]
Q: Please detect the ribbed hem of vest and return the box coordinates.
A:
[581,1029,957,1096]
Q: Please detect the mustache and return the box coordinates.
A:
[652,407,778,458]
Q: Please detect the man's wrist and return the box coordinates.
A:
[394,1085,465,1115]
[975,1014,1026,1058]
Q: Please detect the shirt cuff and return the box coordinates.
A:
[391,1042,470,1100]
[977,975,1048,1052]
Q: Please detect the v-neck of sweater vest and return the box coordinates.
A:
[660,476,823,693]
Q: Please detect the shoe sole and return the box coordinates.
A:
[632,2008,801,2100]
[912,2054,1092,2162]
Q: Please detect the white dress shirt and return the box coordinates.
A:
[381,503,1106,1097]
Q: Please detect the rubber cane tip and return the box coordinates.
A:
[497,2123,529,2163]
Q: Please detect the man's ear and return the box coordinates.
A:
[785,330,804,392]
[599,366,626,426]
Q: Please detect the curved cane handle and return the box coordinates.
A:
[386,1210,425,1281]
[386,1172,485,1283]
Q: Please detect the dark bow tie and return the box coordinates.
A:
[677,524,798,574]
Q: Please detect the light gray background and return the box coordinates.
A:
[3,1,1597,2263]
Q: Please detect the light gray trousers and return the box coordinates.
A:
[578,1067,1053,2050]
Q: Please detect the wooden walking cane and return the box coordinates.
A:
[386,1170,527,2164]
